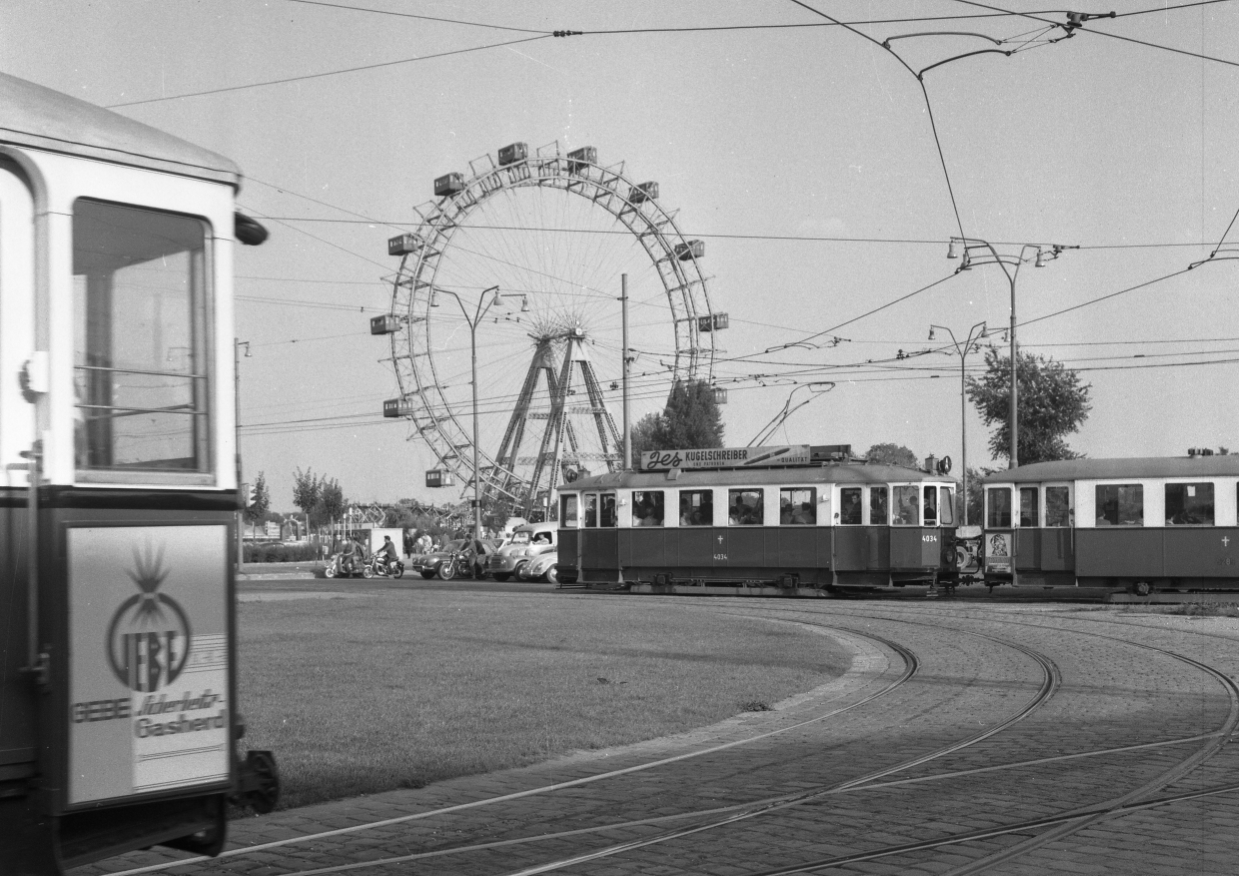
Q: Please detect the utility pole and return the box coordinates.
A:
[947,238,1075,468]
[929,322,986,524]
[234,339,250,572]
[621,273,631,470]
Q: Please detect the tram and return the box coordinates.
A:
[980,452,1239,595]
[556,444,960,595]
[0,73,276,874]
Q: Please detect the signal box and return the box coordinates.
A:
[498,142,529,166]
[434,173,465,197]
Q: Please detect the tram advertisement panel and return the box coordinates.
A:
[67,525,229,805]
[640,444,811,471]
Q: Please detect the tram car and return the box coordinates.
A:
[556,444,960,595]
[0,73,276,874]
[979,451,1239,595]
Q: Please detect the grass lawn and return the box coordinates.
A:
[236,590,851,810]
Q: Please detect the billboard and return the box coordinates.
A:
[67,525,230,804]
[639,445,811,471]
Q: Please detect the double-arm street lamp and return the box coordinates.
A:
[947,237,1075,468]
[929,322,987,524]
[430,285,527,540]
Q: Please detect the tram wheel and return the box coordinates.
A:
[1132,580,1152,597]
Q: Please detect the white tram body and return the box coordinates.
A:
[980,454,1239,594]
[556,444,960,595]
[0,73,274,873]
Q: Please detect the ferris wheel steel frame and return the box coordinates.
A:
[385,141,719,519]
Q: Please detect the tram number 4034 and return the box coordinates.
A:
[715,554,728,561]
[922,534,938,543]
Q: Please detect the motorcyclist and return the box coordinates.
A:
[375,535,399,574]
[340,537,362,576]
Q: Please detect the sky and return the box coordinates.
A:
[6,0,1239,512]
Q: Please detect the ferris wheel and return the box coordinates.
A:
[376,141,725,521]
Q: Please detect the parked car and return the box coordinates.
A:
[488,522,557,581]
[517,549,559,584]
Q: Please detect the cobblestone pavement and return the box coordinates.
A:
[72,599,1239,876]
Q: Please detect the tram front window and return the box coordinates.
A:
[73,199,210,480]
[987,488,1012,528]
[1019,487,1039,527]
[1045,486,1071,526]
[892,485,919,525]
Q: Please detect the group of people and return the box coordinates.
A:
[336,534,401,575]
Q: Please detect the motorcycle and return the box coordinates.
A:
[323,552,365,579]
[436,549,476,581]
[364,554,405,579]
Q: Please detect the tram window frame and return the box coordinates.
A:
[599,493,617,528]
[922,485,938,526]
[1045,485,1071,527]
[940,487,955,526]
[869,486,888,525]
[678,489,713,526]
[780,488,816,525]
[892,485,920,526]
[1164,482,1213,526]
[72,198,214,484]
[728,488,764,526]
[1095,484,1143,527]
[987,487,1013,528]
[839,487,863,525]
[583,493,598,528]
[632,490,665,527]
[1019,487,1039,528]
[561,494,579,527]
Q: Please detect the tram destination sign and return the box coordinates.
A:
[640,444,811,471]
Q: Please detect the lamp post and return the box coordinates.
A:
[929,322,986,524]
[947,237,1075,468]
[430,285,522,541]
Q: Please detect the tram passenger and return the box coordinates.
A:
[791,502,815,525]
[841,492,862,525]
[895,494,919,525]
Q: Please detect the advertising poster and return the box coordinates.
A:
[986,532,1013,574]
[67,525,230,805]
[640,445,811,471]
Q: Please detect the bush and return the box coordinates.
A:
[243,543,321,564]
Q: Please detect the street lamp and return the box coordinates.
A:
[947,236,1075,468]
[929,322,986,524]
[429,285,522,541]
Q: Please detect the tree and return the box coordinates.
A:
[656,379,725,449]
[292,468,320,520]
[243,471,271,524]
[629,412,663,461]
[864,443,919,468]
[966,348,1091,466]
[318,478,345,528]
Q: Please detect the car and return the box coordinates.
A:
[517,549,559,584]
[488,522,557,581]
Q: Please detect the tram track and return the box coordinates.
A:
[99,623,920,876]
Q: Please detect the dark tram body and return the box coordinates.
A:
[980,454,1239,595]
[556,444,959,595]
[0,74,274,874]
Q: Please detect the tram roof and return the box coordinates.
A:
[982,455,1239,484]
[562,463,955,491]
[0,73,241,187]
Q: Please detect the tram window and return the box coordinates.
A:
[987,488,1012,528]
[73,199,211,479]
[780,488,816,525]
[922,486,938,525]
[892,486,919,525]
[728,489,763,526]
[1019,487,1039,527]
[583,493,598,528]
[1095,484,1143,526]
[561,494,579,527]
[869,486,888,525]
[1045,487,1071,527]
[679,489,713,526]
[1165,483,1213,525]
[600,494,617,528]
[632,490,665,526]
[940,487,955,525]
[840,488,863,525]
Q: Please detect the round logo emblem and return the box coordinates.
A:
[105,543,192,692]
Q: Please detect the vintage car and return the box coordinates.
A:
[410,537,498,580]
[488,522,557,581]
[517,549,559,584]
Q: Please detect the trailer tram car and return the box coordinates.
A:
[556,444,960,596]
[980,452,1239,595]
[0,74,277,874]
